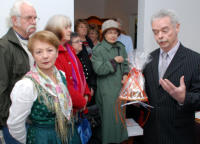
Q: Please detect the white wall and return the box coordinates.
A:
[0,0,74,37]
[137,0,200,53]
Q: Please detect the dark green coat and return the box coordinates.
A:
[0,28,30,126]
[91,40,129,144]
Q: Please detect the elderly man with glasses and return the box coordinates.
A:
[0,0,38,143]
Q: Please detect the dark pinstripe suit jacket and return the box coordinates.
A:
[143,44,200,144]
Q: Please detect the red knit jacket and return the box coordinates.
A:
[55,43,91,112]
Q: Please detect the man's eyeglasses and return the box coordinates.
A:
[17,16,40,22]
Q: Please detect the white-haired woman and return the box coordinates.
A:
[91,19,129,144]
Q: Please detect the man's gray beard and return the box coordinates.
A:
[28,31,35,38]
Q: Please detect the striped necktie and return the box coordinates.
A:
[159,52,168,79]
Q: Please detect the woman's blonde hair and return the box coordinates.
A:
[28,30,60,53]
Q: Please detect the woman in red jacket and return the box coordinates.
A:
[45,15,91,113]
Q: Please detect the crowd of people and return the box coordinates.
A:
[1,0,200,144]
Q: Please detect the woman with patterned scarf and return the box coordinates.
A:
[45,15,91,144]
[7,31,73,144]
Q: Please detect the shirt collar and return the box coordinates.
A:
[15,31,29,40]
[160,41,180,60]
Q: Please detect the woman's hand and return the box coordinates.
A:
[90,88,94,97]
[81,95,89,111]
[114,56,124,63]
[121,75,128,84]
[84,95,89,103]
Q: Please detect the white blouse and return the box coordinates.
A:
[7,78,37,144]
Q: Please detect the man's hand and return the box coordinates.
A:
[159,76,186,104]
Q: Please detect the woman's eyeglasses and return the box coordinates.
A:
[72,40,82,44]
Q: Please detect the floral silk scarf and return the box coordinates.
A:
[25,65,73,143]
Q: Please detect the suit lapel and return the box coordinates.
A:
[163,44,185,79]
[150,49,160,86]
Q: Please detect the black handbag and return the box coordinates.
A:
[85,105,101,128]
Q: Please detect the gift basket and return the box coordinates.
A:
[118,51,150,102]
[116,50,152,127]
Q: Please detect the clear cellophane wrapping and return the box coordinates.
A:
[119,51,150,102]
[119,67,148,101]
[116,51,151,127]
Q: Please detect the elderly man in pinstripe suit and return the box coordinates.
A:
[143,9,200,144]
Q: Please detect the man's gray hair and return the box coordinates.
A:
[7,0,33,27]
[151,9,180,27]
